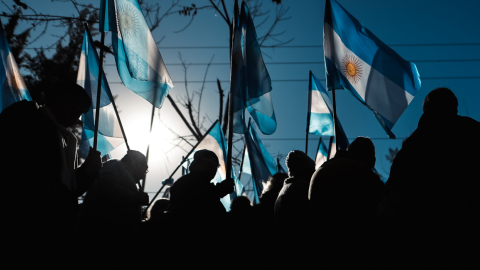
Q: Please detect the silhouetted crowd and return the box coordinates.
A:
[1,85,479,266]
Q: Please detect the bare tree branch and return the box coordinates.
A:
[196,55,215,125]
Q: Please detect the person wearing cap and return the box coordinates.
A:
[169,149,234,235]
[376,88,480,267]
[0,81,102,240]
[274,150,315,244]
[75,150,149,239]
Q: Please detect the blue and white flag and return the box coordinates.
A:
[239,146,260,205]
[0,21,31,113]
[324,0,421,139]
[188,121,243,211]
[100,0,173,108]
[244,122,277,196]
[315,138,329,170]
[231,2,276,135]
[308,72,334,136]
[77,28,124,158]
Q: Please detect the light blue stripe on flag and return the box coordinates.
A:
[315,138,329,170]
[0,20,31,113]
[324,0,421,139]
[102,0,173,108]
[77,28,124,158]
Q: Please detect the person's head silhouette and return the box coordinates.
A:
[44,81,91,127]
[121,150,148,183]
[423,87,458,116]
[348,137,376,169]
[188,149,219,181]
[286,150,315,179]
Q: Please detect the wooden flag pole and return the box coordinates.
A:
[144,120,220,213]
[305,70,312,154]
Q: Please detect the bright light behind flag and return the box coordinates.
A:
[240,146,260,205]
[324,0,421,139]
[77,28,124,158]
[100,0,173,108]
[0,21,31,113]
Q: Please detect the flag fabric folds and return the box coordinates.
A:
[239,146,260,205]
[188,121,243,211]
[308,72,335,136]
[244,122,277,197]
[100,0,173,108]
[315,138,329,170]
[77,28,124,158]
[0,21,31,113]
[231,1,276,135]
[324,0,421,138]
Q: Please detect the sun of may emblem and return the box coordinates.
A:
[117,4,139,38]
[341,55,363,84]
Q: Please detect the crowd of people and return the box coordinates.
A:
[1,84,479,266]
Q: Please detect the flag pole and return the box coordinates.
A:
[327,136,334,160]
[84,24,130,152]
[306,70,312,154]
[331,87,339,152]
[226,91,234,186]
[314,137,322,165]
[92,31,105,151]
[144,120,220,212]
[143,93,157,193]
[238,143,247,181]
[245,119,261,204]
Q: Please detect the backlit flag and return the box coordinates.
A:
[315,138,329,170]
[239,146,260,205]
[100,0,173,108]
[308,72,349,150]
[231,1,277,135]
[0,21,31,113]
[308,72,334,136]
[188,121,243,211]
[77,28,124,158]
[324,0,421,139]
[244,122,277,196]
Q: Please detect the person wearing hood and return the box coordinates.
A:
[274,150,316,242]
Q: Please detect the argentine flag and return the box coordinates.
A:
[0,21,31,113]
[188,120,243,211]
[77,28,124,158]
[324,0,421,139]
[315,138,329,170]
[231,2,277,135]
[308,72,350,150]
[100,0,173,108]
[239,146,260,205]
[244,122,277,196]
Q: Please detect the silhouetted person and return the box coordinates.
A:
[253,172,288,229]
[75,150,149,241]
[377,88,480,267]
[141,198,171,239]
[0,82,101,242]
[169,150,234,243]
[274,150,315,244]
[308,137,383,267]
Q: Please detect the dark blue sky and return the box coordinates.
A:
[4,0,480,194]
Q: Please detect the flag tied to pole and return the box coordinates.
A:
[0,21,31,113]
[100,0,173,108]
[315,138,329,170]
[231,1,276,135]
[308,72,349,150]
[186,121,243,211]
[324,0,421,138]
[244,122,277,199]
[77,28,124,158]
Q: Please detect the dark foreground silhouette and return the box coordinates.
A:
[0,87,478,265]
